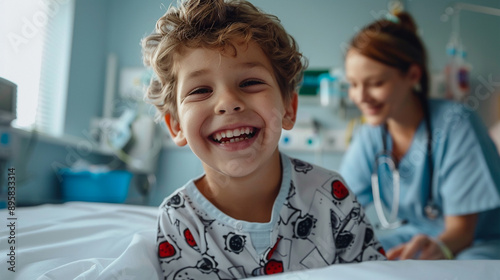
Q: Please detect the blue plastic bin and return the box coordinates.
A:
[59,169,133,203]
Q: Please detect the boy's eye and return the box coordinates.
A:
[371,80,384,87]
[189,87,212,95]
[240,79,264,88]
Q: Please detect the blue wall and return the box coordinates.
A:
[65,0,109,137]
[18,0,500,206]
[13,132,116,205]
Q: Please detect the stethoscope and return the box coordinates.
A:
[371,106,440,230]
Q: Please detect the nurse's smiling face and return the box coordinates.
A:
[345,50,419,126]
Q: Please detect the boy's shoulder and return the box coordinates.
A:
[158,179,199,219]
[287,156,336,174]
[157,179,215,232]
[284,154,343,183]
[283,154,351,200]
[159,187,188,210]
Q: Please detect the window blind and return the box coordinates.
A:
[0,0,75,136]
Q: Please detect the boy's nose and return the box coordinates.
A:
[218,106,241,114]
[215,90,245,114]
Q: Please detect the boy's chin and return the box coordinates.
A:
[218,158,260,178]
[204,153,278,180]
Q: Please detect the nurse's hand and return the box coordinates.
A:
[386,234,445,260]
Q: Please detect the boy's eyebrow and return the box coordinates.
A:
[184,61,269,80]
[185,69,209,80]
[241,61,267,70]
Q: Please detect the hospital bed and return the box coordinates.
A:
[1,202,499,280]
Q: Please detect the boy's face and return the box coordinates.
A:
[165,40,297,179]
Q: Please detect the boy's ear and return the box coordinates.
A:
[164,113,187,146]
[282,92,298,130]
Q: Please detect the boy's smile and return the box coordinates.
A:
[211,126,257,144]
[166,39,297,181]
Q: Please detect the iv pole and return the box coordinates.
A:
[454,3,500,17]
[452,2,500,151]
[449,2,500,38]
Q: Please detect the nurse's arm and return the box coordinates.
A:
[438,213,478,256]
[387,213,478,260]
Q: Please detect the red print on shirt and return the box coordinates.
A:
[184,228,197,248]
[265,259,284,274]
[158,241,176,258]
[332,180,349,200]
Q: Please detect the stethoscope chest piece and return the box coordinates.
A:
[424,202,440,220]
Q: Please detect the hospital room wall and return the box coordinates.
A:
[73,0,500,206]
[142,0,500,205]
[406,0,500,126]
[64,0,109,137]
[16,0,500,206]
[13,134,116,206]
[62,0,500,140]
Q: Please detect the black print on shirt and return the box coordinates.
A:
[291,158,313,174]
[224,232,246,254]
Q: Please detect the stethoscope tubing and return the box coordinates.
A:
[372,99,439,230]
[371,155,403,229]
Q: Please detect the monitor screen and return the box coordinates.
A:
[0,83,14,111]
[0,77,17,125]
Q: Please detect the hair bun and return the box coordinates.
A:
[395,11,418,34]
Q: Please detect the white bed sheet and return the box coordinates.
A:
[0,202,161,280]
[1,202,499,280]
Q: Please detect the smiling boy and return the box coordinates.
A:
[142,0,385,279]
[170,40,295,223]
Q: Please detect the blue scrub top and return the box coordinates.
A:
[339,99,500,251]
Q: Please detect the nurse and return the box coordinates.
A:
[340,11,500,260]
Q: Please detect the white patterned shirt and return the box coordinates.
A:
[157,153,385,279]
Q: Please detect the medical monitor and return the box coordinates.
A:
[0,77,17,125]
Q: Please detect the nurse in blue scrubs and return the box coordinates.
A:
[340,11,500,260]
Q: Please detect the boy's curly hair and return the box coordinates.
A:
[142,0,306,121]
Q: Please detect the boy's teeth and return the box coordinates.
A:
[212,127,255,143]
